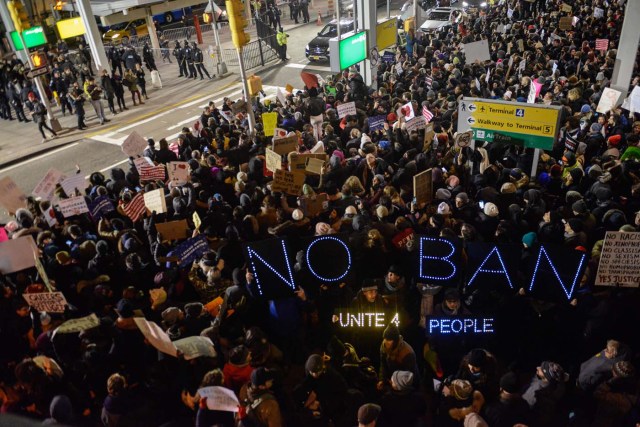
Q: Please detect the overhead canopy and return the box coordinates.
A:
[62,0,207,25]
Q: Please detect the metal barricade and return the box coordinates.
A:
[219,35,279,70]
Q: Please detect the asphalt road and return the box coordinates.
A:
[0,2,403,222]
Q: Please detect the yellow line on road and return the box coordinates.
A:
[86,80,239,138]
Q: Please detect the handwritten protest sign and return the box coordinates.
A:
[337,102,356,118]
[368,115,386,132]
[121,131,148,157]
[54,314,100,335]
[596,232,640,287]
[596,87,622,114]
[134,156,154,173]
[265,148,282,172]
[174,336,217,360]
[561,3,571,12]
[272,135,298,155]
[0,176,28,213]
[271,169,305,195]
[172,234,209,265]
[262,112,278,136]
[299,193,328,217]
[134,317,178,357]
[463,39,491,63]
[198,386,239,412]
[559,16,572,30]
[167,162,190,184]
[58,196,89,218]
[32,168,66,201]
[60,174,86,197]
[89,195,115,221]
[274,128,288,138]
[413,168,433,206]
[156,219,190,241]
[405,116,427,132]
[143,188,167,214]
[305,157,325,175]
[23,292,67,313]
[276,87,287,106]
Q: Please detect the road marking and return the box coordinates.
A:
[0,143,80,174]
[84,158,130,179]
[285,63,331,72]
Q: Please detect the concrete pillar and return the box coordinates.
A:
[356,0,376,87]
[611,0,640,98]
[0,0,28,62]
[76,0,111,74]
[146,12,161,50]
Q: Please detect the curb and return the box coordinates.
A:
[0,139,82,171]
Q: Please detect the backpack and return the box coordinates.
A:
[238,392,276,427]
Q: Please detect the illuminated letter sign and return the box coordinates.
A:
[528,245,587,301]
[335,310,399,328]
[466,244,516,289]
[427,317,495,335]
[306,236,352,282]
[246,238,296,297]
[418,237,459,284]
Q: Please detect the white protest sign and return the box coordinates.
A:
[597,87,622,114]
[405,116,427,132]
[274,128,288,138]
[0,236,38,274]
[143,188,167,214]
[593,7,604,18]
[276,87,287,106]
[121,131,148,157]
[527,82,537,104]
[266,147,282,173]
[0,176,28,213]
[395,61,403,75]
[174,336,217,360]
[134,157,154,173]
[198,386,240,412]
[134,317,178,357]
[54,314,100,335]
[337,101,356,119]
[629,86,640,113]
[58,196,89,218]
[60,174,86,197]
[167,162,190,184]
[596,231,640,287]
[220,110,235,122]
[463,39,491,63]
[398,102,415,120]
[23,292,68,313]
[32,168,67,201]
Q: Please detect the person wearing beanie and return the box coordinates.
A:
[578,339,630,393]
[43,394,75,425]
[522,231,537,249]
[379,324,419,391]
[457,348,499,402]
[437,378,487,426]
[435,287,471,316]
[238,367,282,427]
[454,192,477,224]
[378,370,427,427]
[484,372,531,427]
[436,188,452,200]
[592,360,638,426]
[483,202,499,218]
[475,201,500,241]
[564,218,587,248]
[522,361,568,425]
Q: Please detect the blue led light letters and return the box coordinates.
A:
[247,239,296,296]
[467,246,514,289]
[419,237,457,281]
[528,246,586,300]
[306,236,352,282]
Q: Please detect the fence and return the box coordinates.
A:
[220,35,280,70]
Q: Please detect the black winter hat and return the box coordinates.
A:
[383,324,400,342]
[468,349,487,368]
[500,372,518,393]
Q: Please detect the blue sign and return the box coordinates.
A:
[427,317,495,335]
[89,195,115,221]
[368,115,386,132]
[382,51,395,63]
[172,234,209,265]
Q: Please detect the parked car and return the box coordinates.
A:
[418,7,465,33]
[102,20,148,44]
[305,19,354,62]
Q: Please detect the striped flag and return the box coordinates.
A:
[139,164,166,181]
[123,192,147,223]
[422,106,434,123]
[595,39,609,51]
[425,76,433,89]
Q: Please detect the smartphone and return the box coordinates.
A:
[479,201,485,209]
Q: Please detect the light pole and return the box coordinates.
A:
[208,0,228,75]
[236,48,256,134]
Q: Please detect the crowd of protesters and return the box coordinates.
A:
[2,0,640,426]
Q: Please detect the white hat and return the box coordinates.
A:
[484,202,499,217]
[376,205,388,219]
[236,171,248,182]
[292,209,304,221]
[437,202,450,215]
[345,205,357,215]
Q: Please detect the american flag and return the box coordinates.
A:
[425,76,433,89]
[123,192,147,222]
[595,39,609,51]
[422,106,434,123]
[139,164,166,181]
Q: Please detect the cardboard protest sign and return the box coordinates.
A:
[198,386,239,412]
[559,16,572,30]
[60,174,86,197]
[32,168,66,201]
[305,157,325,175]
[54,314,100,335]
[156,219,190,241]
[271,169,305,195]
[413,168,433,206]
[0,176,28,213]
[174,336,217,360]
[265,148,282,172]
[463,39,491,63]
[167,162,190,184]
[172,234,209,265]
[337,102,356,119]
[58,196,89,218]
[262,112,278,137]
[139,164,166,181]
[288,153,327,174]
[23,292,67,313]
[272,135,298,155]
[134,318,178,357]
[596,232,640,287]
[285,83,294,93]
[596,87,622,114]
[35,256,53,291]
[121,131,148,157]
[368,115,386,132]
[561,2,572,12]
[134,156,154,173]
[143,188,167,214]
[299,193,328,217]
[89,195,115,221]
[192,211,202,230]
[231,100,246,114]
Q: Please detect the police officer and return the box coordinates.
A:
[184,40,197,79]
[276,27,289,62]
[173,41,188,77]
[191,42,212,80]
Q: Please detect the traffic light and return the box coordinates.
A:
[7,0,31,33]
[54,0,64,10]
[247,75,263,96]
[30,51,47,68]
[226,0,249,48]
